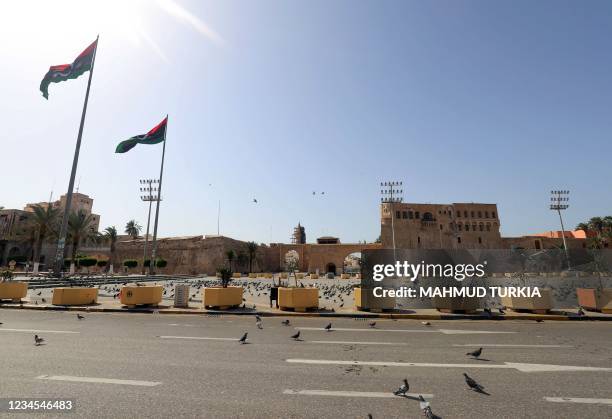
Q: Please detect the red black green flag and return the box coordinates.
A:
[40,39,97,99]
[115,117,168,153]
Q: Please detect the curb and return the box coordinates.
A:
[1,304,610,321]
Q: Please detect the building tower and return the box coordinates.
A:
[292,223,306,244]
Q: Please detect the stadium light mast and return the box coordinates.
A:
[381,181,403,259]
[140,179,160,275]
[550,189,571,270]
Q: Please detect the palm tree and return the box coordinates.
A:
[104,226,118,273]
[225,250,235,271]
[588,217,605,237]
[576,222,590,233]
[125,220,142,240]
[67,211,99,263]
[236,251,247,272]
[30,204,60,267]
[246,241,258,273]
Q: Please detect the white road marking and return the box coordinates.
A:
[158,336,237,341]
[36,375,161,387]
[452,344,573,348]
[0,328,79,334]
[296,327,515,334]
[283,389,433,399]
[438,329,517,335]
[544,397,612,406]
[296,327,436,333]
[286,359,612,373]
[307,341,410,346]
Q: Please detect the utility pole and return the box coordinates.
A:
[140,178,160,275]
[550,189,571,270]
[380,181,403,261]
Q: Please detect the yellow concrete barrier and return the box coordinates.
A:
[202,286,243,309]
[232,272,242,278]
[264,273,273,279]
[120,285,163,307]
[279,273,288,279]
[577,288,612,312]
[432,295,480,313]
[309,273,319,279]
[296,273,304,279]
[0,281,28,302]
[278,287,319,312]
[52,287,98,306]
[340,273,351,279]
[354,287,395,312]
[501,288,553,314]
[248,273,257,279]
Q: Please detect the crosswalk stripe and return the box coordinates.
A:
[0,328,79,334]
[307,341,410,346]
[452,344,572,348]
[158,336,237,341]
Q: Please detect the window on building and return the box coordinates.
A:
[408,211,414,219]
[479,224,484,231]
[486,224,491,231]
[402,211,408,219]
[465,224,470,231]
[485,211,489,218]
[472,224,477,231]
[457,237,462,244]
[440,224,443,230]
[478,237,482,244]
[464,211,468,217]
[492,212,496,218]
[415,211,420,219]
[396,211,401,219]
[478,211,482,218]
[458,224,463,231]
[417,236,421,244]
[457,211,461,218]
[471,211,475,217]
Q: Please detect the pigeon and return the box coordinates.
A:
[257,322,263,330]
[535,319,544,323]
[498,307,505,315]
[419,395,434,419]
[483,307,492,317]
[367,415,373,419]
[369,321,376,328]
[41,298,46,303]
[393,378,409,396]
[253,198,258,203]
[255,314,262,322]
[324,322,332,332]
[76,314,84,320]
[281,319,290,326]
[34,335,45,346]
[421,321,431,326]
[290,331,301,341]
[0,322,3,326]
[466,347,482,358]
[463,373,484,392]
[577,307,585,316]
[238,332,248,344]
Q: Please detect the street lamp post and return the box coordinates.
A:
[380,181,403,260]
[140,179,160,275]
[550,189,571,270]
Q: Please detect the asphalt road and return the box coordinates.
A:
[0,311,610,418]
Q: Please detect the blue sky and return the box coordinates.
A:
[1,0,611,243]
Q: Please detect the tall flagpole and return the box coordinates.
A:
[53,35,99,276]
[148,115,168,275]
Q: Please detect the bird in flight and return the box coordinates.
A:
[34,335,45,346]
[290,331,301,341]
[324,322,332,332]
[466,347,483,359]
[253,198,258,203]
[238,332,248,344]
[393,378,409,396]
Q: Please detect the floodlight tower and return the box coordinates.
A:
[380,181,403,258]
[140,179,160,275]
[550,189,571,270]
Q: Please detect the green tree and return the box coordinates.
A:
[576,222,590,233]
[103,226,118,272]
[124,219,142,239]
[588,217,605,237]
[246,241,258,273]
[29,204,60,265]
[67,211,99,263]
